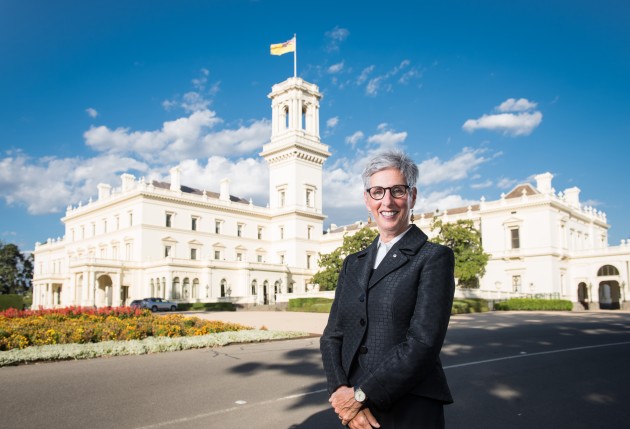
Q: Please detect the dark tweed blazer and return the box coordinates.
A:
[320,225,455,411]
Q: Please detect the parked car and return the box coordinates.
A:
[129,300,144,309]
[141,297,178,312]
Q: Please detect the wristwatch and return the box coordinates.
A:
[354,387,367,403]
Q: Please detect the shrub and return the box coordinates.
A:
[288,298,333,313]
[451,299,490,315]
[176,302,236,311]
[493,298,573,311]
[0,295,24,311]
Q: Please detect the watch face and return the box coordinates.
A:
[355,388,366,402]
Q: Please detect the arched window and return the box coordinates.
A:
[183,278,190,299]
[251,280,257,295]
[192,279,199,299]
[597,265,620,276]
[172,277,180,299]
[220,279,227,297]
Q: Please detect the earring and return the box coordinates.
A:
[410,209,415,222]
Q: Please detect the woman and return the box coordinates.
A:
[320,150,455,429]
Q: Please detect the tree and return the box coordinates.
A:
[0,241,34,294]
[430,218,489,288]
[312,226,379,290]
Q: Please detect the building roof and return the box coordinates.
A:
[505,183,539,199]
[151,180,250,205]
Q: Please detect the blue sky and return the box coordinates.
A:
[1,0,629,250]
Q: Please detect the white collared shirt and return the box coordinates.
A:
[374,226,412,269]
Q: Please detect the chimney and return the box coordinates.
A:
[564,187,581,208]
[97,183,111,200]
[220,178,230,201]
[535,172,553,194]
[170,167,181,192]
[121,173,136,192]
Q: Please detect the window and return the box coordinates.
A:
[165,245,172,257]
[280,254,285,264]
[190,248,197,260]
[251,280,257,295]
[279,227,284,240]
[279,190,286,207]
[214,250,221,260]
[115,215,120,230]
[103,219,107,234]
[510,228,520,249]
[236,252,243,262]
[166,213,172,228]
[512,275,521,292]
[598,265,620,276]
[237,224,243,237]
[306,189,313,207]
[128,211,133,226]
[220,279,227,297]
[215,220,222,234]
[112,245,118,259]
[125,242,132,261]
[307,226,313,240]
[191,217,198,231]
[257,254,263,263]
[257,227,263,240]
[306,254,312,269]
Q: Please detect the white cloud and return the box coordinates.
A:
[367,130,407,148]
[357,66,375,85]
[345,131,364,147]
[0,152,147,215]
[162,69,219,113]
[470,179,493,189]
[326,117,339,128]
[325,26,350,51]
[414,189,478,214]
[83,111,271,163]
[366,125,407,149]
[86,108,98,118]
[463,98,542,136]
[462,111,543,136]
[176,156,269,204]
[497,177,517,189]
[417,147,490,186]
[327,62,344,74]
[497,98,537,112]
[362,60,418,96]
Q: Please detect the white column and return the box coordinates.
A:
[113,272,121,307]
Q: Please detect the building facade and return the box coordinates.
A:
[32,77,630,310]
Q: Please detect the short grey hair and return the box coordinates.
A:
[361,150,419,189]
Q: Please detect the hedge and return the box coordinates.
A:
[175,302,236,312]
[494,298,573,311]
[0,295,24,311]
[288,298,333,313]
[451,298,489,314]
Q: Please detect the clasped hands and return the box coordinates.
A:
[330,386,380,428]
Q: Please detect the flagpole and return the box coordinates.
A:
[293,33,297,77]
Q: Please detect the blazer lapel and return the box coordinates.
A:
[368,225,428,289]
[354,238,378,292]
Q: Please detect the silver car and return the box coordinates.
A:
[141,297,178,312]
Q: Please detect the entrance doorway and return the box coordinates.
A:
[598,281,620,310]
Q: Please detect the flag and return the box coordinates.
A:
[270,37,296,56]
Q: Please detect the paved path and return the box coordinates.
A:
[186,310,330,334]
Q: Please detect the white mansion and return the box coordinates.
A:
[32,77,630,310]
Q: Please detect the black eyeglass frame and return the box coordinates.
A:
[365,184,411,200]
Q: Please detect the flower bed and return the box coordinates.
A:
[0,306,252,351]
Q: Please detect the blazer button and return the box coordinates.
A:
[359,294,365,302]
[359,318,366,326]
[359,345,368,354]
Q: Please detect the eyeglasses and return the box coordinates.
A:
[366,185,411,200]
